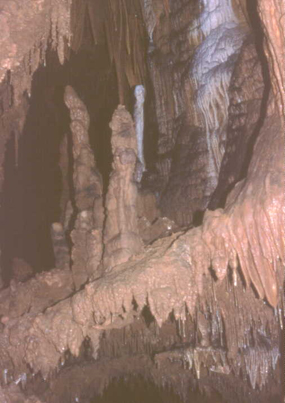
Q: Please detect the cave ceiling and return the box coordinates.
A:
[0,0,284,402]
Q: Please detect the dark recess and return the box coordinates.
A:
[0,21,157,283]
[0,41,119,282]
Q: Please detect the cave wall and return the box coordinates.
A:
[143,0,250,226]
[209,34,268,209]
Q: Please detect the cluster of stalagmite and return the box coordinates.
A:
[52,90,153,285]
[64,85,104,288]
[50,134,72,270]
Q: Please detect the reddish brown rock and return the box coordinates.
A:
[58,134,71,228]
[64,85,104,288]
[103,105,143,271]
[139,216,178,245]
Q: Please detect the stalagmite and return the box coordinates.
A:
[58,133,72,228]
[103,105,143,271]
[64,85,104,288]
[50,134,72,271]
[50,223,70,270]
[11,258,33,283]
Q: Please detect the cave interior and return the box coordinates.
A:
[0,0,284,402]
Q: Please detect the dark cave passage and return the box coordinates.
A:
[0,0,159,284]
[0,63,65,282]
[0,46,117,282]
[0,34,157,283]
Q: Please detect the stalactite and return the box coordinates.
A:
[50,0,72,65]
[64,85,104,289]
[103,105,143,271]
[134,84,146,182]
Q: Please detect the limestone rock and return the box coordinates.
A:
[103,105,143,271]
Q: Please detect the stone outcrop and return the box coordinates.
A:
[103,105,143,271]
[64,85,104,288]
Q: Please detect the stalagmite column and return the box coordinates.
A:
[58,135,73,235]
[103,105,143,271]
[50,223,70,270]
[64,85,104,288]
[58,133,71,227]
[50,134,72,270]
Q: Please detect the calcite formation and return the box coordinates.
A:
[0,0,283,402]
[50,222,70,270]
[192,0,248,180]
[103,105,143,271]
[133,84,146,182]
[58,133,71,227]
[64,85,104,288]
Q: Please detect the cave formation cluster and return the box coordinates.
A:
[0,0,284,402]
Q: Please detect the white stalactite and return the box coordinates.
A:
[134,85,146,181]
